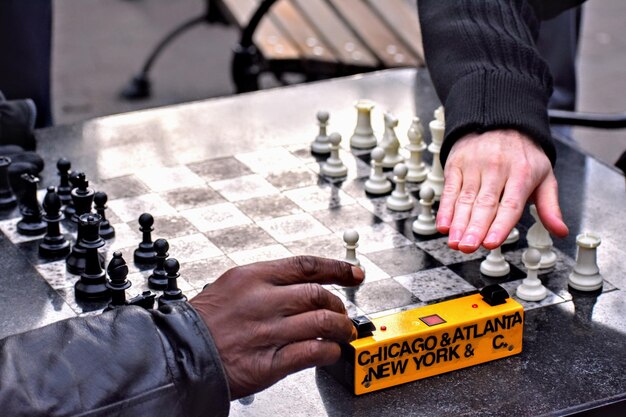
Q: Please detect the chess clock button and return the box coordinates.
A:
[480,284,510,306]
[351,316,376,338]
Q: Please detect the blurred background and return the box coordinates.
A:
[51,0,625,168]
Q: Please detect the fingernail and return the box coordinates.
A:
[484,232,498,245]
[351,266,365,282]
[350,325,358,341]
[459,234,477,248]
[449,230,462,244]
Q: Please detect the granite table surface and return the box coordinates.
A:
[1,68,625,416]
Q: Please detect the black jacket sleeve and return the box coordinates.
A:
[0,303,231,417]
[418,0,584,167]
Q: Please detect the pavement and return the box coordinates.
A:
[52,0,625,168]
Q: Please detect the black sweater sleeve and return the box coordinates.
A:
[418,0,584,167]
[0,303,231,417]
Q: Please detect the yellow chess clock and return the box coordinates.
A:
[324,285,524,395]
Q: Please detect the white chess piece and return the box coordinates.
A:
[350,100,377,149]
[364,147,392,195]
[516,248,548,301]
[526,204,557,268]
[320,132,348,178]
[412,186,437,235]
[405,117,429,183]
[480,246,510,277]
[504,227,520,245]
[568,232,603,291]
[421,106,445,200]
[386,163,414,211]
[343,229,361,267]
[311,110,331,154]
[380,112,405,168]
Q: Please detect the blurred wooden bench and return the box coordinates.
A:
[214,0,424,92]
[121,0,424,98]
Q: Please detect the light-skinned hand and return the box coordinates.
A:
[190,256,364,399]
[436,129,569,253]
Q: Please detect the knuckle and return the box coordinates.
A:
[315,310,335,336]
[291,255,318,277]
[475,192,499,209]
[304,283,326,308]
[499,195,523,212]
[457,188,477,205]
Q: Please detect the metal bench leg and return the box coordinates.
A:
[120,0,228,100]
[231,0,279,93]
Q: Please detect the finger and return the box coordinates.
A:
[447,172,481,250]
[532,174,569,238]
[457,170,506,253]
[482,173,531,249]
[275,283,347,316]
[255,256,365,287]
[271,339,343,379]
[437,165,463,234]
[270,310,357,345]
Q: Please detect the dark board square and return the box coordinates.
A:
[188,156,252,181]
[446,258,525,290]
[96,175,149,200]
[160,186,226,211]
[338,279,420,315]
[367,244,442,277]
[205,224,277,253]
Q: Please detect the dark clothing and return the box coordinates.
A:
[0,303,231,417]
[417,0,586,168]
[0,0,53,127]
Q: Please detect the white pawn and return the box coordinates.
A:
[350,100,377,149]
[480,246,510,277]
[343,229,361,268]
[405,117,429,182]
[386,163,414,211]
[504,227,520,245]
[380,112,405,168]
[412,187,437,235]
[516,248,548,301]
[421,106,445,200]
[321,132,348,178]
[364,147,392,195]
[526,204,557,268]
[311,110,331,154]
[568,232,603,291]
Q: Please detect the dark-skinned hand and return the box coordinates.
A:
[190,256,364,399]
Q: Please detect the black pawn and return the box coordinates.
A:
[16,173,46,236]
[74,213,110,301]
[105,251,131,310]
[134,212,157,264]
[149,238,169,290]
[157,258,187,307]
[70,172,94,223]
[94,191,115,239]
[56,158,73,207]
[39,186,70,257]
[0,156,17,209]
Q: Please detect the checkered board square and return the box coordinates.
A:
[0,143,615,318]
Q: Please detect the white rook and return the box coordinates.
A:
[568,232,603,292]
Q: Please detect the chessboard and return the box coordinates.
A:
[0,114,614,320]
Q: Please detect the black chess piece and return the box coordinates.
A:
[134,212,157,264]
[105,251,131,310]
[16,173,46,236]
[94,191,115,239]
[39,186,70,258]
[74,213,110,301]
[70,172,94,223]
[66,210,105,275]
[56,158,73,208]
[0,155,17,209]
[148,238,169,290]
[157,258,187,307]
[64,169,80,218]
